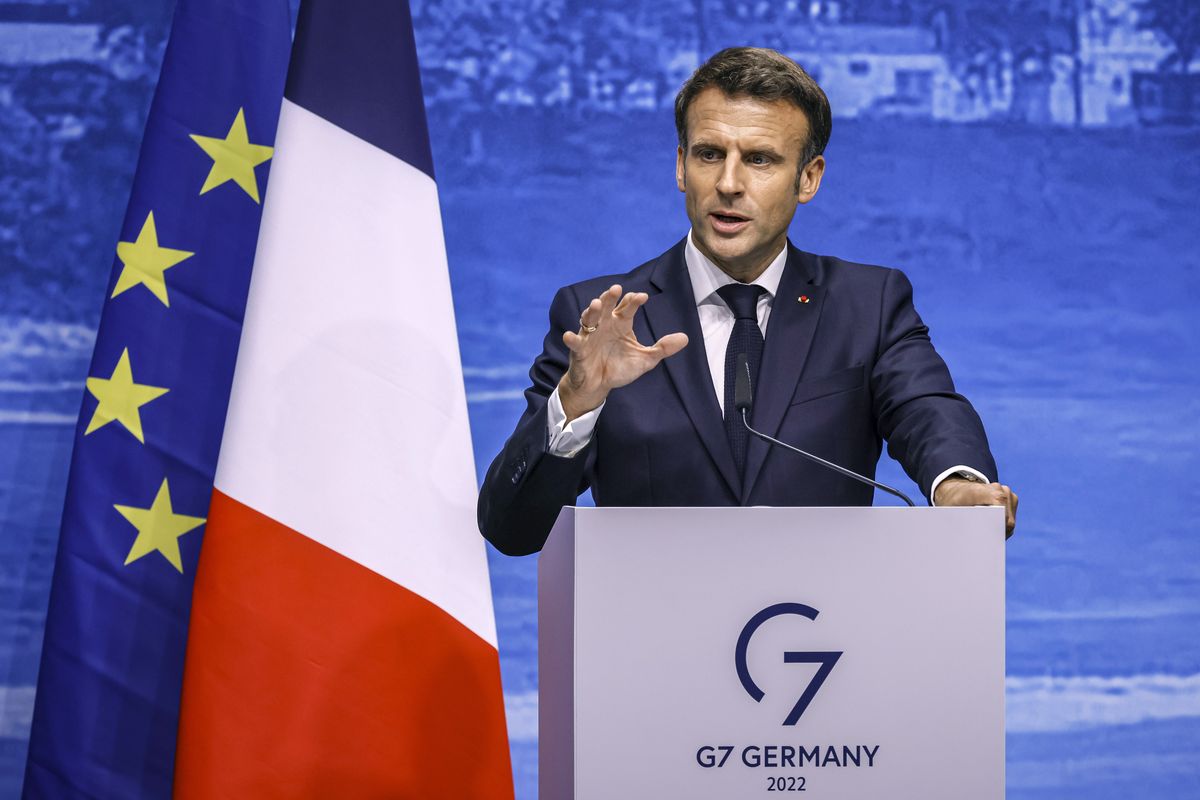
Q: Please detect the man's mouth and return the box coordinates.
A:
[709,212,751,233]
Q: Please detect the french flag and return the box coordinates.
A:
[173,1,513,796]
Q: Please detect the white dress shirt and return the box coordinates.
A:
[543,232,987,501]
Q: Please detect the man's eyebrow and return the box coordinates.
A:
[746,145,785,159]
[688,141,786,160]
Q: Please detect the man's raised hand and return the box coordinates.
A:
[558,284,688,421]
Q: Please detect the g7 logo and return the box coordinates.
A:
[734,602,842,726]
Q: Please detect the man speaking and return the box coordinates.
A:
[477,47,1017,555]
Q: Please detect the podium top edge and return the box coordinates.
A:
[563,505,1004,514]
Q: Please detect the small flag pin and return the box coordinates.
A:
[798,295,810,304]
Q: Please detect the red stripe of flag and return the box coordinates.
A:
[175,490,513,798]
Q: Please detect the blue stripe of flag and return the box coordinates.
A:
[284,0,436,179]
[24,0,291,796]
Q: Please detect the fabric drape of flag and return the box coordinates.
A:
[171,0,513,796]
[25,0,513,797]
[23,0,291,796]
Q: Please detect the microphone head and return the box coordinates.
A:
[734,353,753,411]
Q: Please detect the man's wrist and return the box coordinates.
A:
[547,388,602,457]
[931,467,989,506]
[934,477,971,506]
[558,375,606,422]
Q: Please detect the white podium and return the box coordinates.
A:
[539,506,1005,799]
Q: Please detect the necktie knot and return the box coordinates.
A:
[716,283,766,322]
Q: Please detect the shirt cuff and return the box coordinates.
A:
[546,387,604,457]
[930,465,990,506]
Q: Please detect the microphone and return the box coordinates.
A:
[734,353,915,507]
[735,352,754,413]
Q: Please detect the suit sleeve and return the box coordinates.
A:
[871,269,998,501]
[477,285,596,555]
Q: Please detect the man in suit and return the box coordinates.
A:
[478,47,1018,556]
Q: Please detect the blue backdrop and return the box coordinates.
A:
[2,0,1198,797]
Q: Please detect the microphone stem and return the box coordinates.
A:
[740,409,916,507]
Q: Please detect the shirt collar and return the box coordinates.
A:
[684,230,788,308]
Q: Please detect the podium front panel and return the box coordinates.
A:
[540,506,1004,800]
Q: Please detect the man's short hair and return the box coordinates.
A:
[674,47,832,170]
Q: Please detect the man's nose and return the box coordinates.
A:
[715,160,744,196]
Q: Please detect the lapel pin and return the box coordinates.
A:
[798,295,810,304]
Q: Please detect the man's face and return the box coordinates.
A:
[676,88,825,280]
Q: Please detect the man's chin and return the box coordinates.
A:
[695,234,751,268]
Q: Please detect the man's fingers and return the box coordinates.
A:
[580,285,624,331]
[579,296,604,330]
[985,482,1017,537]
[598,284,622,318]
[613,291,648,320]
[938,480,1017,536]
[1004,485,1017,537]
[578,300,599,331]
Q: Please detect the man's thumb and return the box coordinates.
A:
[653,332,689,360]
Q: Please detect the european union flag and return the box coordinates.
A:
[24,0,291,796]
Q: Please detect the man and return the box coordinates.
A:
[478,47,1017,556]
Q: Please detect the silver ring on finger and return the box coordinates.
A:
[579,316,598,334]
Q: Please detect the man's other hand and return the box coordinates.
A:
[934,478,1018,538]
[559,284,688,421]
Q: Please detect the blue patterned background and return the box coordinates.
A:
[1,0,1198,797]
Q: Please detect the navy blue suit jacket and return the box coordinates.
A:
[478,238,997,555]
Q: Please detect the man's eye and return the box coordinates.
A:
[749,154,769,165]
[698,150,719,161]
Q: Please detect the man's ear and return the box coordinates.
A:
[676,145,686,192]
[797,155,826,205]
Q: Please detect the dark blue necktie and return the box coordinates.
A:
[716,283,767,477]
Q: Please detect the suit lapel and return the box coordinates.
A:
[741,245,826,501]
[643,241,742,498]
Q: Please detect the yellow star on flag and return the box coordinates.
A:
[189,108,274,202]
[112,211,195,307]
[115,478,206,573]
[85,348,168,443]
